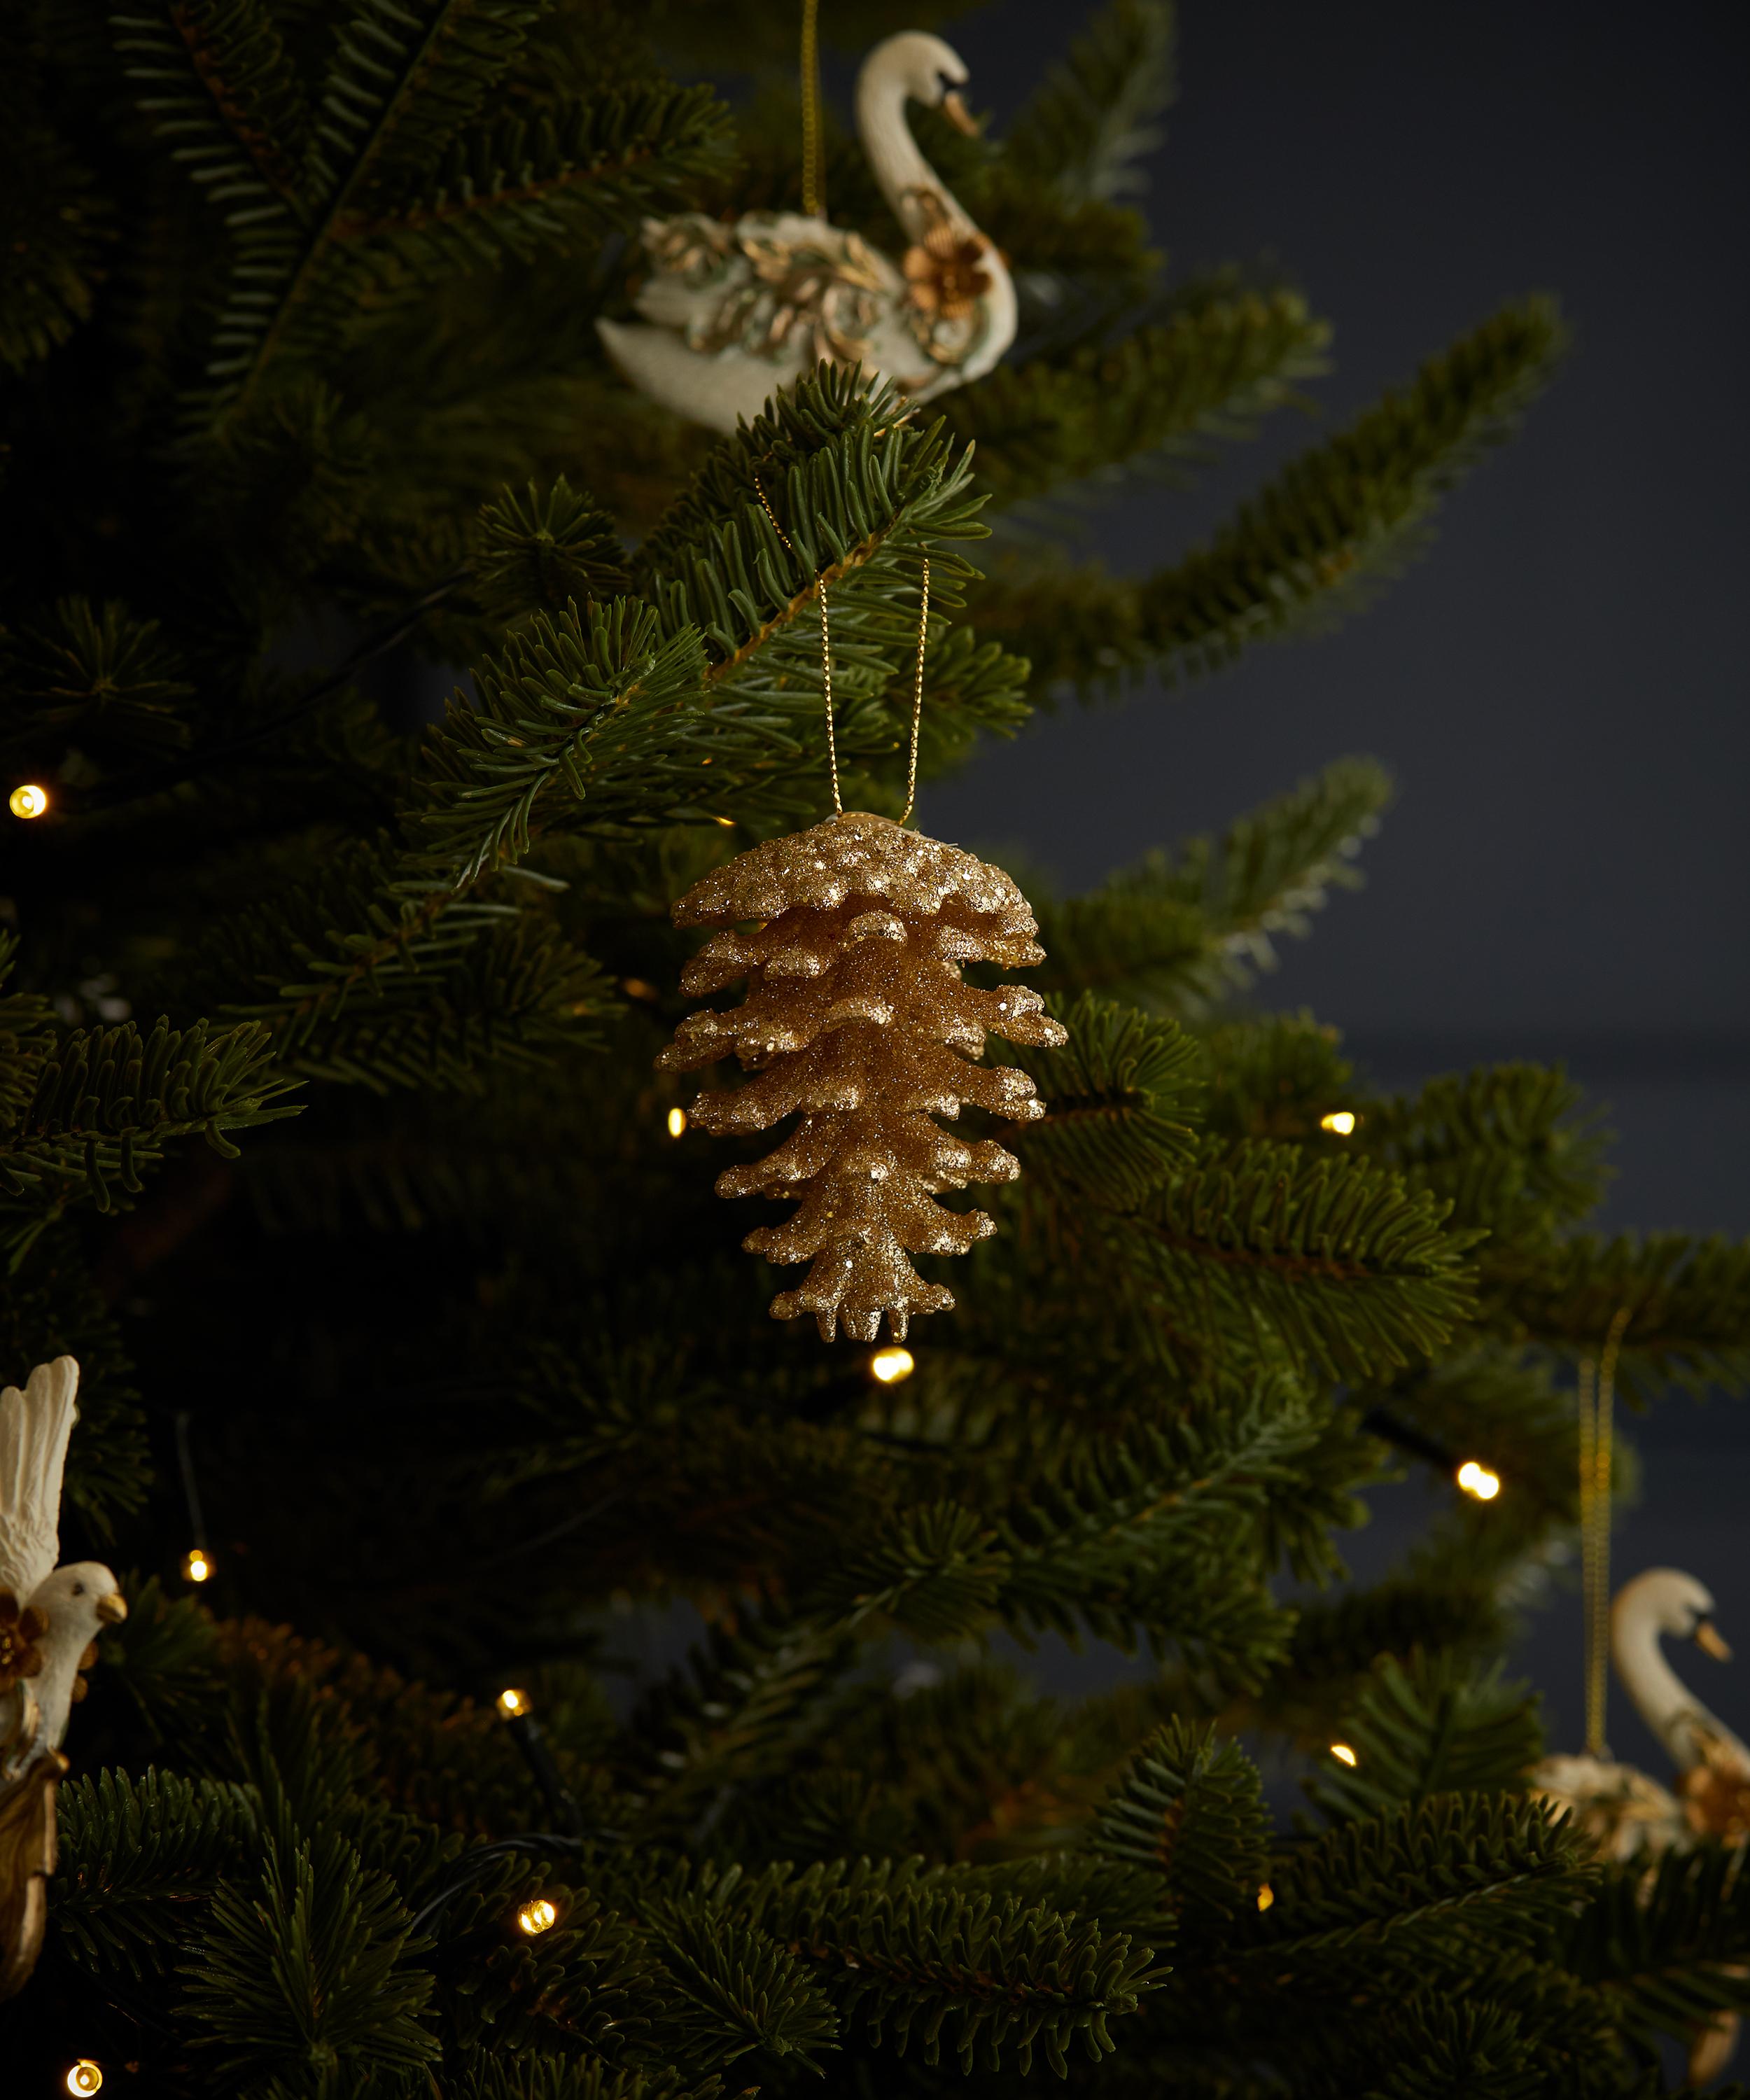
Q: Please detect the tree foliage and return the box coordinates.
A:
[2,1,1742,2095]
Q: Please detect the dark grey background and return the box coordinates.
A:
[904,0,1750,1772]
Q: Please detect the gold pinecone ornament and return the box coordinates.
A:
[659,810,1068,1342]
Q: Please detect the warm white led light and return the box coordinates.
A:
[1457,1460,1502,1502]
[1320,1110,1357,1136]
[66,2064,104,2096]
[869,1345,915,1385]
[9,783,49,820]
[181,1548,214,1583]
[517,1896,558,1935]
[666,1107,687,1138]
[496,1687,531,1719]
[1330,1742,1358,1768]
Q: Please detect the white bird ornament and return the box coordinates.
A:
[1532,1568,1750,2082]
[0,1356,126,1999]
[598,32,1016,435]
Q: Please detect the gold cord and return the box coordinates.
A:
[750,472,929,824]
[1578,1306,1632,1757]
[899,556,928,825]
[800,0,825,220]
[818,575,840,813]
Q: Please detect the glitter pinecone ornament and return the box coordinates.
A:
[659,809,1068,1342]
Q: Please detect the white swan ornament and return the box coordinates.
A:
[1531,1569,1749,2082]
[598,32,1016,435]
[1532,1568,1750,1860]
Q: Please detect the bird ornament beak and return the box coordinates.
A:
[1694,1618,1732,1662]
[940,88,981,136]
[94,1592,127,1627]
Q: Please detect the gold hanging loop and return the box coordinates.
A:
[752,473,928,824]
[1578,1306,1632,1758]
[899,556,929,826]
[800,0,826,220]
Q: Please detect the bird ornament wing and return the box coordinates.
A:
[0,1357,78,1607]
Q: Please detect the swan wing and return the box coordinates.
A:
[0,1360,77,1606]
[631,213,903,369]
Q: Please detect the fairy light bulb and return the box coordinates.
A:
[869,1345,915,1385]
[496,1687,531,1719]
[66,2064,104,2096]
[1329,1742,1358,1768]
[1256,1882,1274,1912]
[181,1547,214,1583]
[1319,1110,1357,1136]
[666,1107,687,1138]
[517,1896,558,1935]
[1456,1460,1502,1502]
[8,784,49,820]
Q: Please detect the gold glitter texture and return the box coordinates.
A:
[659,811,1067,1342]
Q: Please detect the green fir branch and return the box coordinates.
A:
[1009,993,1204,1210]
[112,0,314,209]
[180,1822,439,2087]
[1306,1651,1544,1821]
[1562,1842,1750,2059]
[944,292,1329,509]
[1363,1063,1611,1241]
[1031,757,1392,1013]
[1249,1793,1588,1967]
[1493,1231,1750,1394]
[55,1767,260,1979]
[973,298,1567,692]
[1124,1138,1480,1379]
[1002,0,1178,205]
[179,836,611,1089]
[1089,1718,1271,1935]
[0,111,109,374]
[472,475,631,626]
[693,1854,1166,2075]
[331,85,734,274]
[0,1011,301,1261]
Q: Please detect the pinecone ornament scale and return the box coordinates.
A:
[659,811,1067,1342]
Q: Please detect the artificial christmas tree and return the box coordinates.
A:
[5,0,1750,2094]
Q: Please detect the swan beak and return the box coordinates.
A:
[1695,1618,1732,1662]
[941,90,981,137]
[95,1591,128,1626]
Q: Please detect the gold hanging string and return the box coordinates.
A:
[899,556,929,825]
[752,472,839,813]
[1578,1306,1632,1757]
[800,0,826,220]
[750,474,928,823]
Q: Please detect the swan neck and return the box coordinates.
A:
[855,66,973,236]
[1614,1612,1735,1770]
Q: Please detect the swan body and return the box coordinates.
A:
[598,34,1016,434]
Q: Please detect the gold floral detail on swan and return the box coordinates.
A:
[897,188,994,368]
[0,1593,46,1697]
[644,214,888,366]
